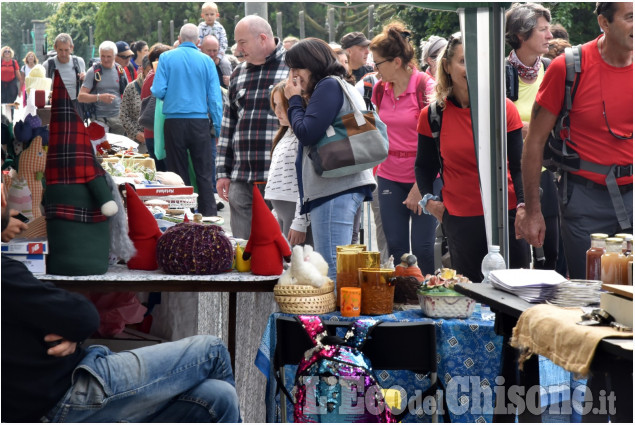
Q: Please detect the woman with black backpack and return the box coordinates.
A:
[415,32,530,283]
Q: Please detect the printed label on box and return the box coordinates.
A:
[1,238,49,254]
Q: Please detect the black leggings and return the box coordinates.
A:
[441,210,530,283]
[1,80,18,104]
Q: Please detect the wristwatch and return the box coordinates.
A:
[418,193,440,215]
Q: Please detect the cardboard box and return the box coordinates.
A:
[1,238,49,254]
[600,292,633,327]
[5,253,47,275]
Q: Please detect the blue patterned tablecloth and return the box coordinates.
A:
[255,306,503,423]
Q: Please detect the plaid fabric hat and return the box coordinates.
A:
[45,71,105,185]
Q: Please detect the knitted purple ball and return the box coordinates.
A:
[156,223,234,274]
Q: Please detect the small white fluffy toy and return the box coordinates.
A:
[278,245,329,288]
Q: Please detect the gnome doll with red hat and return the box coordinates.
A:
[87,120,111,155]
[44,71,118,275]
[125,183,162,270]
[242,186,292,275]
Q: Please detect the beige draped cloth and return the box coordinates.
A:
[510,304,632,377]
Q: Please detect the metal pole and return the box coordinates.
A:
[170,20,175,45]
[245,2,267,18]
[327,8,335,44]
[157,20,162,43]
[368,5,375,39]
[276,12,282,40]
[299,11,305,39]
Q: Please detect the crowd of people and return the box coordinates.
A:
[1,1,632,422]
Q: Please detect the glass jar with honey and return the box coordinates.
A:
[618,235,633,285]
[586,233,608,281]
[601,237,625,285]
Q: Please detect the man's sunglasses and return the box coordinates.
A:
[118,54,134,59]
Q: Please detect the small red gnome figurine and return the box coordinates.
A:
[242,186,291,275]
[125,183,163,270]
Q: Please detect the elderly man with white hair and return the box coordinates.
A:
[78,40,128,134]
[152,23,223,217]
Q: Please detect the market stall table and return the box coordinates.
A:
[39,264,279,370]
[454,282,633,423]
[256,308,503,423]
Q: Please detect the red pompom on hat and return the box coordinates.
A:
[243,186,292,275]
[125,183,163,270]
[87,120,107,143]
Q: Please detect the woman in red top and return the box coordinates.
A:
[414,32,530,282]
[2,46,23,114]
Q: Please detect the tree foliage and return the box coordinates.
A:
[1,2,57,60]
[46,2,100,60]
[93,2,201,47]
[545,2,598,46]
[0,2,604,64]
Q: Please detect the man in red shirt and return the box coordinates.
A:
[517,2,633,279]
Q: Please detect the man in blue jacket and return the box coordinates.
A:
[152,23,223,216]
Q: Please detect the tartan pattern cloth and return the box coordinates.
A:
[45,71,107,223]
[46,71,106,185]
[216,41,289,183]
[45,204,108,223]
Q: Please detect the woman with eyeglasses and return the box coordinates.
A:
[415,32,530,283]
[368,21,438,273]
[505,3,562,272]
[283,37,376,282]
[1,46,23,117]
[420,35,448,80]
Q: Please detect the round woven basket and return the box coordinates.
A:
[275,292,336,315]
[273,280,334,297]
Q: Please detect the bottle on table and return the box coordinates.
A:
[617,235,633,285]
[601,237,625,285]
[586,233,608,281]
[481,245,506,283]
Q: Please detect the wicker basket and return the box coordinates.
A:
[274,280,336,314]
[274,280,334,296]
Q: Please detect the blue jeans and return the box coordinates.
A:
[378,177,438,274]
[310,191,364,282]
[43,336,241,422]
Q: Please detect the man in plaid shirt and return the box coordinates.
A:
[216,15,289,239]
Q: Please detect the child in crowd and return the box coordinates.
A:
[264,80,311,247]
[198,2,228,59]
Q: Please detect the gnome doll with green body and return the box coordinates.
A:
[44,71,117,275]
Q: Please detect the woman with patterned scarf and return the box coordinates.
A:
[505,3,564,273]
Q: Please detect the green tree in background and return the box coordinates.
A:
[0,2,605,65]
[547,2,598,45]
[94,2,200,47]
[46,2,100,61]
[1,2,57,60]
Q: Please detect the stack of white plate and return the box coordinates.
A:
[548,279,603,307]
